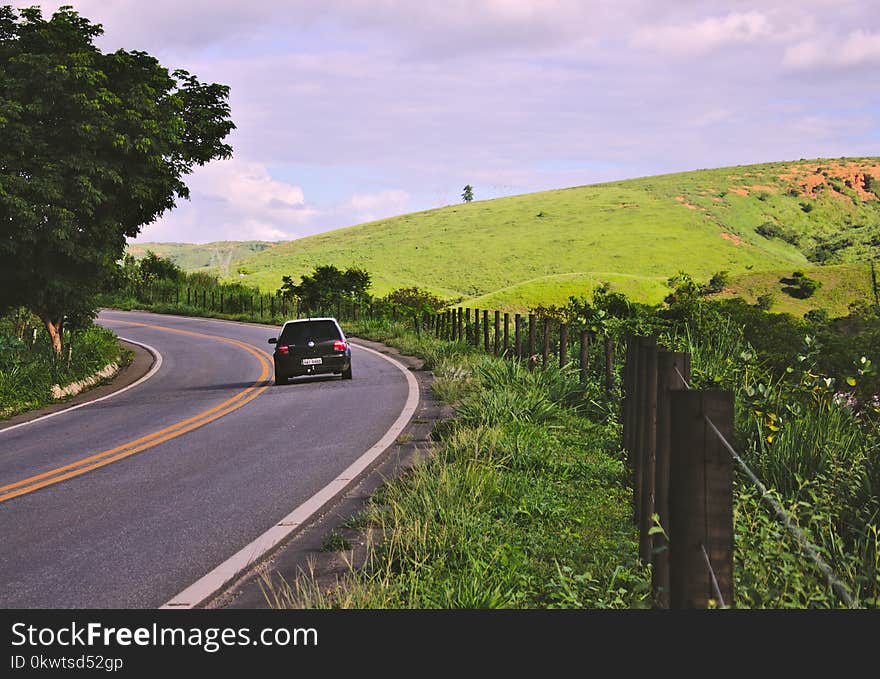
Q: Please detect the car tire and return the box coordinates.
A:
[341,365,352,380]
[274,370,287,385]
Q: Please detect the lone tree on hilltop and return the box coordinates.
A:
[462,185,474,203]
[0,5,235,353]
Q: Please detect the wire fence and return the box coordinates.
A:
[624,334,858,609]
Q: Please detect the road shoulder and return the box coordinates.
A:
[207,336,452,609]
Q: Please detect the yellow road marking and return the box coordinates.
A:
[0,317,273,504]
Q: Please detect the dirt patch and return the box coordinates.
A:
[617,202,639,209]
[778,161,880,200]
[729,188,749,197]
[675,195,702,210]
[720,232,748,247]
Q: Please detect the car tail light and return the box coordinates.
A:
[278,345,289,354]
[333,340,347,351]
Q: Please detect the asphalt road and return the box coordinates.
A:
[0,310,411,608]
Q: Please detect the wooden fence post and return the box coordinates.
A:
[622,337,634,456]
[494,310,500,355]
[528,314,536,370]
[503,313,510,355]
[514,313,522,360]
[579,330,589,383]
[473,308,480,347]
[187,288,191,306]
[542,318,550,369]
[559,323,568,367]
[465,308,471,342]
[633,337,657,523]
[653,351,691,608]
[604,336,615,396]
[638,342,659,565]
[220,292,224,314]
[668,390,734,609]
[483,310,490,353]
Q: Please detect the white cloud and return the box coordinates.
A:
[8,1,880,246]
[783,30,880,70]
[347,190,410,223]
[135,159,317,243]
[632,12,773,55]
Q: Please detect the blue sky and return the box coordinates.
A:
[10,1,880,243]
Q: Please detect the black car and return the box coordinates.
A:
[268,317,352,384]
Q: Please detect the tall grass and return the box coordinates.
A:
[674,308,880,607]
[262,326,651,609]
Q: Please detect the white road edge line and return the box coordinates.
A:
[0,337,162,436]
[160,342,420,609]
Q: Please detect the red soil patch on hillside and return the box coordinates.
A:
[778,161,880,200]
[729,188,749,196]
[675,195,701,210]
[720,232,747,247]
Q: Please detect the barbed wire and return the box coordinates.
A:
[673,365,691,390]
[703,414,857,608]
[700,543,727,609]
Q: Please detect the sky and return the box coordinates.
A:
[9,1,880,244]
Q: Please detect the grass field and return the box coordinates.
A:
[134,157,880,316]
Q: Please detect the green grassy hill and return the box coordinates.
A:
[148,157,880,316]
[126,241,275,276]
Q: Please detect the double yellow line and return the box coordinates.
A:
[0,319,273,504]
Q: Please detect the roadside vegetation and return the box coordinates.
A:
[263,318,653,608]
[0,309,126,420]
[101,253,880,607]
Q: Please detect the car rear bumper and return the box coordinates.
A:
[275,354,350,377]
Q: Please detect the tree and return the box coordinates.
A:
[382,287,446,315]
[462,185,474,203]
[663,271,703,307]
[0,6,234,353]
[755,293,775,311]
[704,270,730,295]
[138,251,184,283]
[783,270,822,299]
[278,265,371,313]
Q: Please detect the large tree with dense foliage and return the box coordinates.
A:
[278,265,372,313]
[0,5,234,352]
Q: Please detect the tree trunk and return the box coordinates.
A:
[41,315,64,355]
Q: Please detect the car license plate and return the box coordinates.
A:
[302,358,322,366]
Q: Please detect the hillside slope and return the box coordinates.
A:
[127,241,275,276]
[162,158,880,314]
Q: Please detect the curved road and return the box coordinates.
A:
[0,310,412,608]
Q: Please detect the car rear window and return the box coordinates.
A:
[279,320,341,344]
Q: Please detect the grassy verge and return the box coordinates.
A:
[101,299,879,607]
[259,318,652,609]
[663,309,880,607]
[0,313,130,420]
